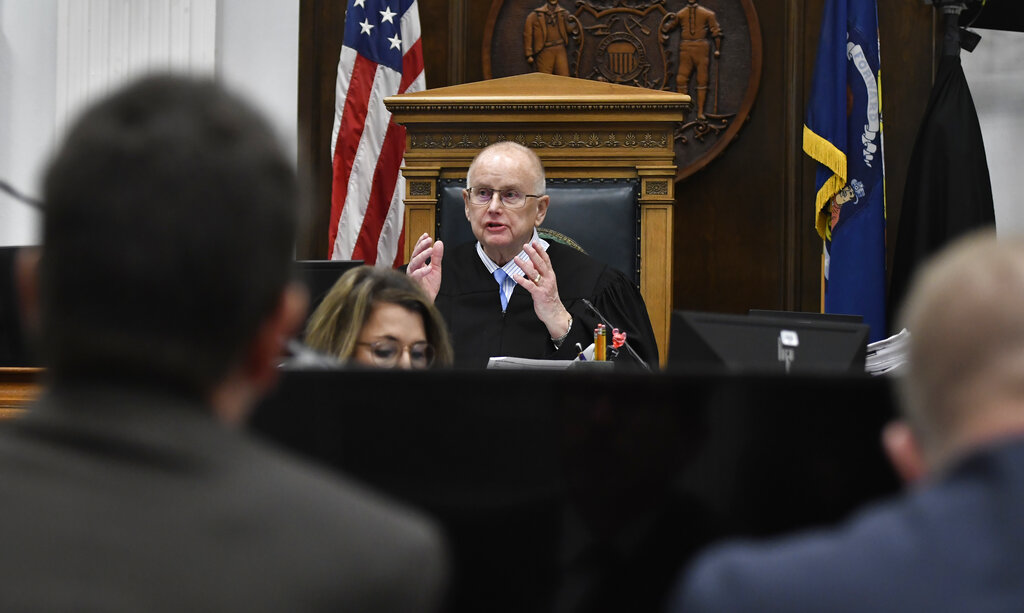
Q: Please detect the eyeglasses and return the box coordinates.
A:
[356,339,436,369]
[465,186,542,209]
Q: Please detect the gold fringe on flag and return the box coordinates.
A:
[802,124,847,240]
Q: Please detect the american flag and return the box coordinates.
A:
[328,0,425,265]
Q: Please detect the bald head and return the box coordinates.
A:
[467,141,546,196]
[899,231,1024,468]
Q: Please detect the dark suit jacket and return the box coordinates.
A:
[671,438,1024,613]
[0,384,446,612]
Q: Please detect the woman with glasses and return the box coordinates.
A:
[304,266,453,369]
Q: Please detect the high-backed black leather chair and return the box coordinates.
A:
[436,177,641,286]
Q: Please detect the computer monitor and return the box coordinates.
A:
[669,310,869,373]
[293,259,364,316]
[748,309,864,324]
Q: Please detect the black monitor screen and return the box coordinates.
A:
[293,259,364,317]
[669,310,869,373]
[748,309,863,324]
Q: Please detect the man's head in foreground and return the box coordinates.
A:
[26,74,307,423]
[891,231,1024,480]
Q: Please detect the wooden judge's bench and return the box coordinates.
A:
[0,367,40,417]
[385,73,689,365]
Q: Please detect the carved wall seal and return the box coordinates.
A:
[483,0,762,181]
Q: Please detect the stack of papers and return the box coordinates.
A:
[487,356,576,370]
[865,328,910,376]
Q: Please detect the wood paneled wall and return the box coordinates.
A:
[298,0,938,318]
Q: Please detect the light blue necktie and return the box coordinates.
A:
[494,268,510,311]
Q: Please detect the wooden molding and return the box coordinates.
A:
[447,0,468,84]
[0,367,42,417]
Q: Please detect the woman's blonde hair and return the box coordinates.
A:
[304,266,454,367]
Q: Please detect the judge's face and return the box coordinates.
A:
[464,148,549,266]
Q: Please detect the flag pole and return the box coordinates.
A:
[820,247,826,314]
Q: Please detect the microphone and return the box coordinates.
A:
[580,298,651,371]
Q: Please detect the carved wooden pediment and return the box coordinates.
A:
[386,72,689,176]
[384,71,689,119]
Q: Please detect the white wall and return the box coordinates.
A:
[0,0,58,246]
[216,0,299,164]
[961,29,1024,235]
[0,0,299,246]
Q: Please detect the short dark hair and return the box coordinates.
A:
[40,74,299,395]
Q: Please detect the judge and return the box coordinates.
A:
[407,141,657,368]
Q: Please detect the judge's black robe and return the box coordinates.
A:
[435,241,658,369]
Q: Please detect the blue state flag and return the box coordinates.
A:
[803,0,886,342]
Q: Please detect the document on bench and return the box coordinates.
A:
[486,356,576,370]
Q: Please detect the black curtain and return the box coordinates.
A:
[887,41,996,330]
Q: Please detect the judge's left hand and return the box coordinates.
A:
[514,241,572,340]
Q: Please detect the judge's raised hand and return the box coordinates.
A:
[514,240,572,340]
[407,233,444,302]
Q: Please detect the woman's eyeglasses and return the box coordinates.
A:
[356,339,435,369]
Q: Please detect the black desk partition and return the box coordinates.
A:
[293,259,364,315]
[249,369,900,613]
[0,246,36,366]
